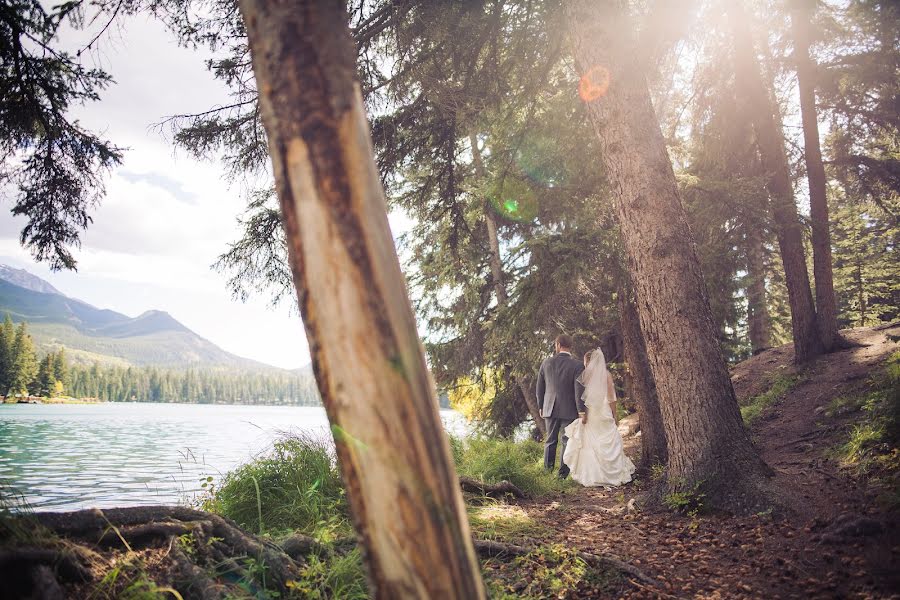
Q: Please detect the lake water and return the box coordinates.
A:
[0,403,465,512]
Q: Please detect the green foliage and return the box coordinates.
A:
[740,370,800,425]
[483,544,617,599]
[467,502,548,542]
[453,437,571,497]
[829,194,900,328]
[0,0,123,270]
[833,352,900,476]
[664,481,706,515]
[203,434,349,539]
[290,548,368,600]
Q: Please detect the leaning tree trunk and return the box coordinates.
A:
[729,1,823,363]
[469,132,546,436]
[617,284,667,467]
[565,0,769,509]
[791,0,840,352]
[238,2,485,598]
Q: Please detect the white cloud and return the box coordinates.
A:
[0,14,311,370]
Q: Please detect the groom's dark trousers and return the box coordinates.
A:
[536,352,585,477]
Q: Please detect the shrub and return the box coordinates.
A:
[203,433,348,538]
[453,437,571,497]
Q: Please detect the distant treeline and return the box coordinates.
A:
[0,314,321,405]
[66,363,322,406]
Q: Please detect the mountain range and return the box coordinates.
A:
[0,264,287,370]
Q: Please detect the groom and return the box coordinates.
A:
[536,334,585,478]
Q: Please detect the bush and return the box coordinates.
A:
[453,437,571,497]
[203,434,348,538]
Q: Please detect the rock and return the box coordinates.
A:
[617,413,640,437]
[820,515,884,543]
[814,406,826,415]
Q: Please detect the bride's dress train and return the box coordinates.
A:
[562,351,635,487]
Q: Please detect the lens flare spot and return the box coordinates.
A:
[578,66,611,102]
[489,179,538,223]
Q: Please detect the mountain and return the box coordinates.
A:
[0,266,276,369]
[0,265,62,295]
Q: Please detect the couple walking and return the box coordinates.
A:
[535,334,635,487]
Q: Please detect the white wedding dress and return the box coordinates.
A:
[563,349,636,487]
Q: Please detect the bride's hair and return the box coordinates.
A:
[583,350,593,362]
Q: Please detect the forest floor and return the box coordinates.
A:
[493,323,900,599]
[3,325,897,599]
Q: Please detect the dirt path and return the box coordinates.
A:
[520,325,900,599]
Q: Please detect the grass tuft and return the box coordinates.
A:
[452,437,572,497]
[741,370,800,424]
[467,502,547,542]
[200,433,349,540]
[290,548,368,600]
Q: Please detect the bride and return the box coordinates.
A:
[563,348,636,487]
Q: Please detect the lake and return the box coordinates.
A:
[0,403,466,512]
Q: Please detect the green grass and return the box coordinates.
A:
[482,544,618,599]
[829,351,900,509]
[824,392,868,418]
[290,548,368,600]
[467,502,548,542]
[200,433,349,540]
[833,352,900,470]
[741,370,800,424]
[452,437,573,497]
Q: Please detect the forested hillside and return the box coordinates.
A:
[0,266,274,369]
[0,316,321,405]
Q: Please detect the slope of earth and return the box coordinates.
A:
[510,324,900,599]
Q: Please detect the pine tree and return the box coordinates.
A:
[0,314,15,394]
[565,0,770,510]
[36,354,54,397]
[8,322,38,396]
[52,348,68,392]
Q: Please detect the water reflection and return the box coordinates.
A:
[0,403,464,511]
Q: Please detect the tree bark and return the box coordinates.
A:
[746,224,772,354]
[617,284,667,467]
[791,0,840,352]
[238,2,485,598]
[565,0,769,509]
[728,1,823,363]
[469,132,546,436]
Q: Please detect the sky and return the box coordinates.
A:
[0,13,408,370]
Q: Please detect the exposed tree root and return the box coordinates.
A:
[472,538,658,588]
[18,506,303,599]
[459,476,527,498]
[7,504,660,598]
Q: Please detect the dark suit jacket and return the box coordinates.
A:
[535,352,585,421]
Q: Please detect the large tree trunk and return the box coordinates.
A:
[791,0,840,352]
[470,133,546,436]
[617,285,667,467]
[565,0,769,509]
[746,224,772,354]
[729,1,823,363]
[238,2,485,598]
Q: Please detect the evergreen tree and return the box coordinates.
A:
[0,0,123,269]
[52,348,68,392]
[0,314,14,394]
[36,354,54,397]
[7,322,38,396]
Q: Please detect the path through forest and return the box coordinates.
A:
[513,324,899,599]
